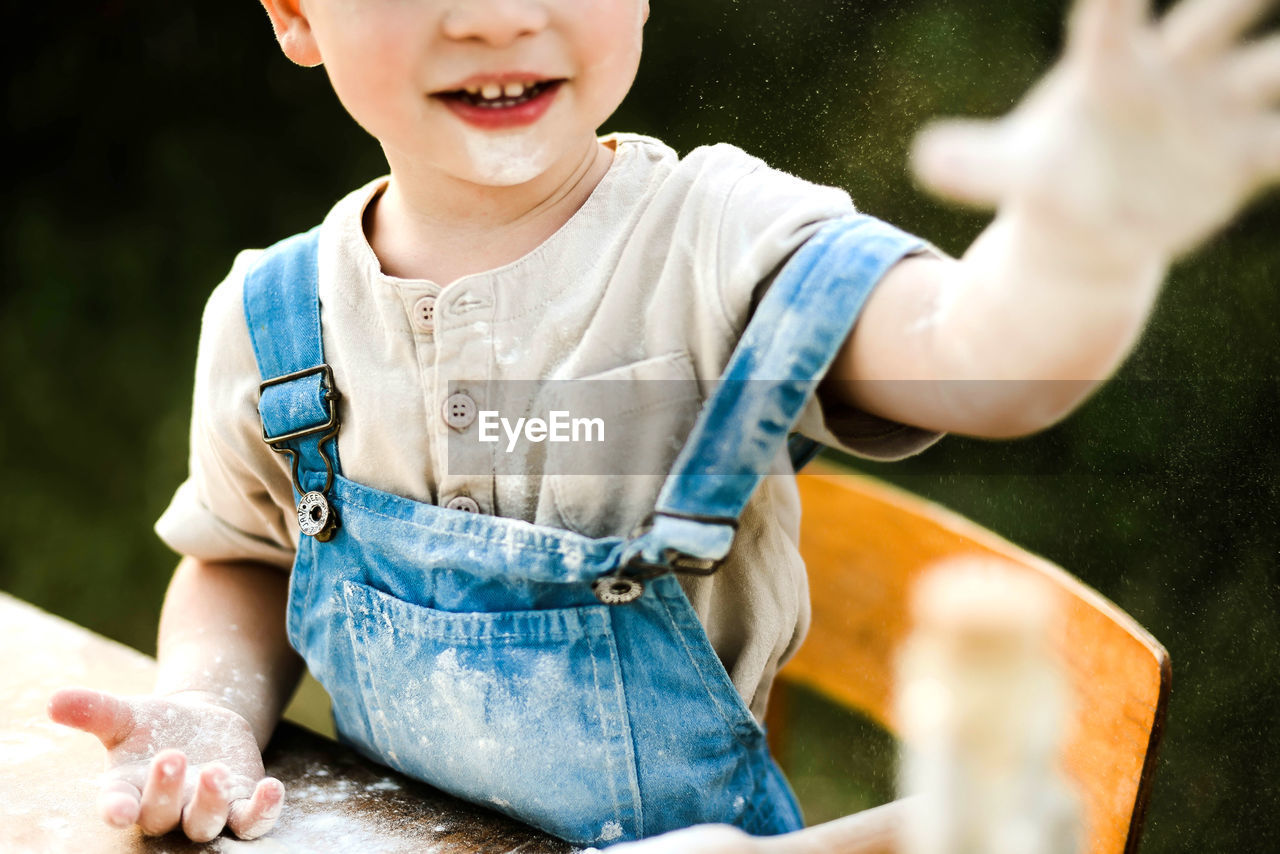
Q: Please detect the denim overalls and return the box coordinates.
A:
[244,214,925,846]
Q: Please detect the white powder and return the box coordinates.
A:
[562,549,583,572]
[599,820,623,842]
[459,128,553,186]
[496,345,521,366]
[363,643,612,824]
[35,816,72,839]
[210,764,456,854]
[215,811,424,854]
[291,776,356,804]
[0,730,56,765]
[905,266,961,335]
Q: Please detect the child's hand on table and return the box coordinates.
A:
[47,686,284,842]
[912,0,1279,261]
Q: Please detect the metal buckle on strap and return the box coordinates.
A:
[259,364,342,542]
[591,510,737,605]
[259,364,340,445]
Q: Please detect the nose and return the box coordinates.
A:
[441,1,549,47]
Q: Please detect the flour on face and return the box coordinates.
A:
[459,128,553,186]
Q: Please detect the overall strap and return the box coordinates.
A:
[242,226,342,495]
[618,215,926,572]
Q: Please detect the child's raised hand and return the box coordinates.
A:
[47,686,285,842]
[911,0,1280,263]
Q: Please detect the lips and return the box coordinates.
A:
[433,78,564,129]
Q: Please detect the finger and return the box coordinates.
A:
[910,119,1011,208]
[96,778,141,830]
[181,764,232,843]
[1068,0,1150,61]
[47,687,135,749]
[1222,35,1280,107]
[1254,115,1280,183]
[227,777,286,840]
[1161,0,1274,64]
[136,750,187,836]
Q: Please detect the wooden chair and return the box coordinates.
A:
[766,458,1171,854]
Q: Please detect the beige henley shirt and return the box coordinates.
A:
[156,133,943,721]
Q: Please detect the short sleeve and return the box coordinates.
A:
[792,385,944,461]
[712,153,945,462]
[154,250,299,569]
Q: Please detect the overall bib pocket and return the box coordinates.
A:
[338,579,643,846]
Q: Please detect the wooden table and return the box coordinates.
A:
[0,592,577,854]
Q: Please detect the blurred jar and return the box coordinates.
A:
[896,558,1082,854]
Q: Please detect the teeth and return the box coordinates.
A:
[453,80,544,103]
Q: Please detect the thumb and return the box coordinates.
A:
[910,118,1012,209]
[47,687,135,749]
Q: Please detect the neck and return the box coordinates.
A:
[366,135,614,284]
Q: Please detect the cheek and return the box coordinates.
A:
[327,60,414,138]
[316,29,421,135]
[576,7,644,108]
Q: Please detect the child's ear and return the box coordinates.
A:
[259,0,323,67]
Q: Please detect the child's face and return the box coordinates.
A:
[270,0,648,187]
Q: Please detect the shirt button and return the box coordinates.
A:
[412,295,436,333]
[442,392,477,430]
[445,495,481,513]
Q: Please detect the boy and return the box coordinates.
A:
[48,0,1277,849]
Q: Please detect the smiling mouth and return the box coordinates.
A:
[436,79,564,109]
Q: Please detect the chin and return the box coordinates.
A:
[457,130,557,187]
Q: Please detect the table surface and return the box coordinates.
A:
[0,591,577,854]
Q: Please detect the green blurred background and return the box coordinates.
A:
[2,1,1276,851]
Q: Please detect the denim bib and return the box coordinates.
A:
[243,215,925,846]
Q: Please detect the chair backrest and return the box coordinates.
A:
[768,459,1170,854]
